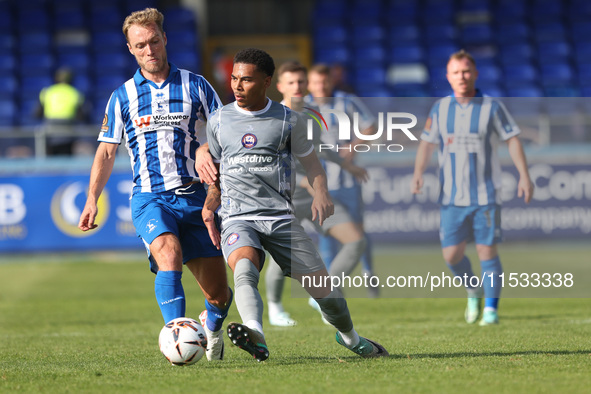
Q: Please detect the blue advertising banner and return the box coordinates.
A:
[0,163,589,252]
[0,171,141,252]
[362,163,591,243]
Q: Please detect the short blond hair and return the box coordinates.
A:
[447,49,476,67]
[122,8,164,42]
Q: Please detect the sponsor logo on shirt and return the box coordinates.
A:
[227,155,273,165]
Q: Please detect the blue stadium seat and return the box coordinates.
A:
[391,83,429,97]
[0,35,15,52]
[18,98,43,126]
[0,100,17,127]
[0,75,18,96]
[540,63,575,86]
[163,6,197,32]
[314,46,350,65]
[356,86,392,98]
[19,75,53,100]
[125,0,158,14]
[461,23,493,46]
[0,2,14,34]
[389,44,424,64]
[533,22,567,43]
[93,52,130,74]
[166,30,198,51]
[424,24,457,44]
[348,0,383,22]
[0,54,16,73]
[57,52,90,73]
[478,83,506,98]
[354,45,386,65]
[54,3,87,30]
[537,41,571,62]
[353,66,386,87]
[574,42,591,63]
[495,23,531,45]
[388,24,421,44]
[92,32,126,52]
[476,64,501,84]
[499,43,535,66]
[494,0,527,23]
[351,24,385,45]
[423,1,455,23]
[19,54,54,77]
[314,25,348,47]
[571,22,591,43]
[386,1,418,24]
[17,7,51,33]
[169,51,201,73]
[72,73,92,97]
[531,0,563,23]
[567,0,591,22]
[313,0,346,23]
[506,85,543,97]
[503,64,539,86]
[426,44,460,68]
[18,33,52,53]
[89,7,123,32]
[431,87,453,98]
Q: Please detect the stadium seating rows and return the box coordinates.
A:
[313,0,591,98]
[0,0,200,127]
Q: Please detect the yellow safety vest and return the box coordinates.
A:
[39,83,83,120]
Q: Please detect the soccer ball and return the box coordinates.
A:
[158,317,207,366]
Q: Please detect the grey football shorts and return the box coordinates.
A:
[220,218,326,277]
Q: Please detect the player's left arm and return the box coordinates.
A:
[507,136,534,203]
[297,151,334,226]
[202,171,222,249]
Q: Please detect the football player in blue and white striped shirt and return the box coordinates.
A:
[411,50,534,326]
[78,8,232,361]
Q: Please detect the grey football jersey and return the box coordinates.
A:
[207,99,314,222]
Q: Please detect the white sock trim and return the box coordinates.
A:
[338,328,360,347]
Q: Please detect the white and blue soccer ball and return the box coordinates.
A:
[158,317,207,366]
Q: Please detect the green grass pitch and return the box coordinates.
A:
[0,243,589,393]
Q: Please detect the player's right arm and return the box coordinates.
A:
[411,140,437,194]
[78,142,118,231]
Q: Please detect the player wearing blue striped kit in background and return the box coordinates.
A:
[411,50,534,326]
[77,8,232,361]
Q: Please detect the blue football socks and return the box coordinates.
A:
[204,288,233,332]
[154,270,185,324]
[446,255,478,291]
[481,256,503,309]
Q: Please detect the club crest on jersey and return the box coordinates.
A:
[153,92,168,115]
[242,133,257,149]
[227,233,240,245]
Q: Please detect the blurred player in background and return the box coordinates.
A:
[306,64,379,298]
[198,48,388,361]
[263,61,368,327]
[411,50,534,326]
[77,8,232,361]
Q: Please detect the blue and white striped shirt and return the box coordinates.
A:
[98,63,222,194]
[421,91,520,206]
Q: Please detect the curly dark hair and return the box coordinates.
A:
[233,48,275,77]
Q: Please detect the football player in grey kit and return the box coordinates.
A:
[198,48,388,361]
